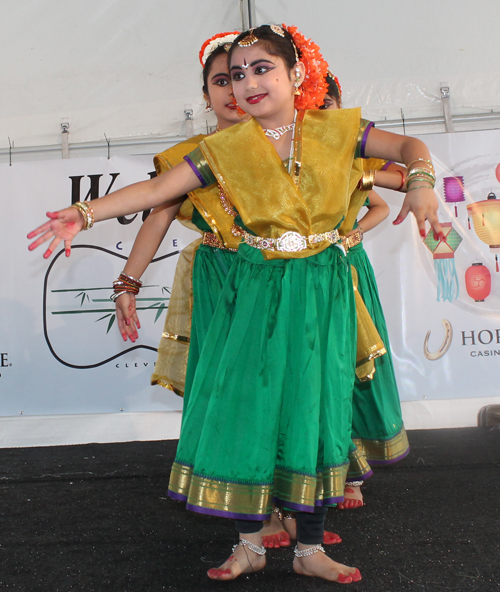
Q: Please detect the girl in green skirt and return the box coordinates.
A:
[29,23,442,585]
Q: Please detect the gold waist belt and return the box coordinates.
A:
[202,232,237,252]
[341,227,363,252]
[232,225,341,253]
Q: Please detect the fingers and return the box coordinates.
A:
[27,229,54,251]
[27,220,53,240]
[393,202,410,227]
[43,237,62,259]
[428,211,443,240]
[131,312,140,330]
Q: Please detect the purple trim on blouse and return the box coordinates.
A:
[360,121,374,159]
[346,468,373,483]
[184,155,207,187]
[365,447,410,466]
[186,503,270,521]
[382,160,395,171]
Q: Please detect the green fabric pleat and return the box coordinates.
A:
[181,244,236,410]
[173,243,357,512]
[347,242,406,445]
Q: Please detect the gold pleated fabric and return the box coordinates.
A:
[154,136,241,250]
[351,266,387,381]
[199,109,364,260]
[150,239,201,394]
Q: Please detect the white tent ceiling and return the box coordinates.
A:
[2,0,500,159]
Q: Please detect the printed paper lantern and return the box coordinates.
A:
[467,192,500,272]
[423,222,462,302]
[465,263,491,302]
[443,176,465,217]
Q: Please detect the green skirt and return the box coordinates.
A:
[168,243,357,520]
[183,244,236,406]
[346,242,409,481]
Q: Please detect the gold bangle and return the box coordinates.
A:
[406,158,434,172]
[358,170,375,192]
[71,201,94,230]
[406,168,436,181]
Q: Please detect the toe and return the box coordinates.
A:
[351,568,362,582]
[323,530,342,545]
[337,574,353,584]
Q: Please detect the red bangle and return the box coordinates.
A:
[396,170,406,191]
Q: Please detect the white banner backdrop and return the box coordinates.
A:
[367,128,500,410]
[1,156,198,424]
[1,128,500,446]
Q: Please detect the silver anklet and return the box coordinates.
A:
[347,481,364,487]
[294,544,325,557]
[233,538,266,556]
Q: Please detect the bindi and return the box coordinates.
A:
[242,59,249,69]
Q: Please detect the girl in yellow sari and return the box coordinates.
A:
[28,24,441,585]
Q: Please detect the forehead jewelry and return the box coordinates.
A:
[269,23,299,62]
[238,28,258,47]
[270,24,285,37]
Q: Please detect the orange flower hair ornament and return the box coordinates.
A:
[282,24,329,110]
[199,31,240,67]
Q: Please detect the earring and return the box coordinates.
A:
[294,66,302,96]
[205,102,213,113]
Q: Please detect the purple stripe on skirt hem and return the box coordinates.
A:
[168,489,187,503]
[186,503,270,521]
[365,448,410,466]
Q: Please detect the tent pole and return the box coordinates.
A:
[241,0,256,30]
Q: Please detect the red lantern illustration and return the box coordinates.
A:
[467,192,500,272]
[423,222,462,302]
[465,263,491,302]
[443,176,465,217]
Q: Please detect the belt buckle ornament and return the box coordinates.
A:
[276,231,308,252]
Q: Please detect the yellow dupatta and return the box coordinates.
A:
[199,108,363,260]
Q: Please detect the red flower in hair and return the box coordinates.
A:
[283,24,329,110]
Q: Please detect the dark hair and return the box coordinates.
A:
[202,44,230,96]
[326,75,341,104]
[228,25,299,77]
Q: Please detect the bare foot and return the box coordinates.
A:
[283,518,341,545]
[207,535,266,581]
[261,510,291,548]
[337,485,364,510]
[293,544,361,583]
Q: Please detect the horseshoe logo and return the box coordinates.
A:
[423,319,453,361]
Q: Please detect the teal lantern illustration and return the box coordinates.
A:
[423,222,463,302]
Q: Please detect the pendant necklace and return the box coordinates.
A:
[263,122,295,141]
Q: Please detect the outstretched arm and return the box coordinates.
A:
[364,128,441,238]
[115,199,183,342]
[27,161,201,258]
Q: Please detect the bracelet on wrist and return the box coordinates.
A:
[70,201,95,230]
[110,272,143,302]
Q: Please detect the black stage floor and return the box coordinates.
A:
[1,427,499,592]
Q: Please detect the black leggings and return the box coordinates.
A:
[235,506,327,545]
